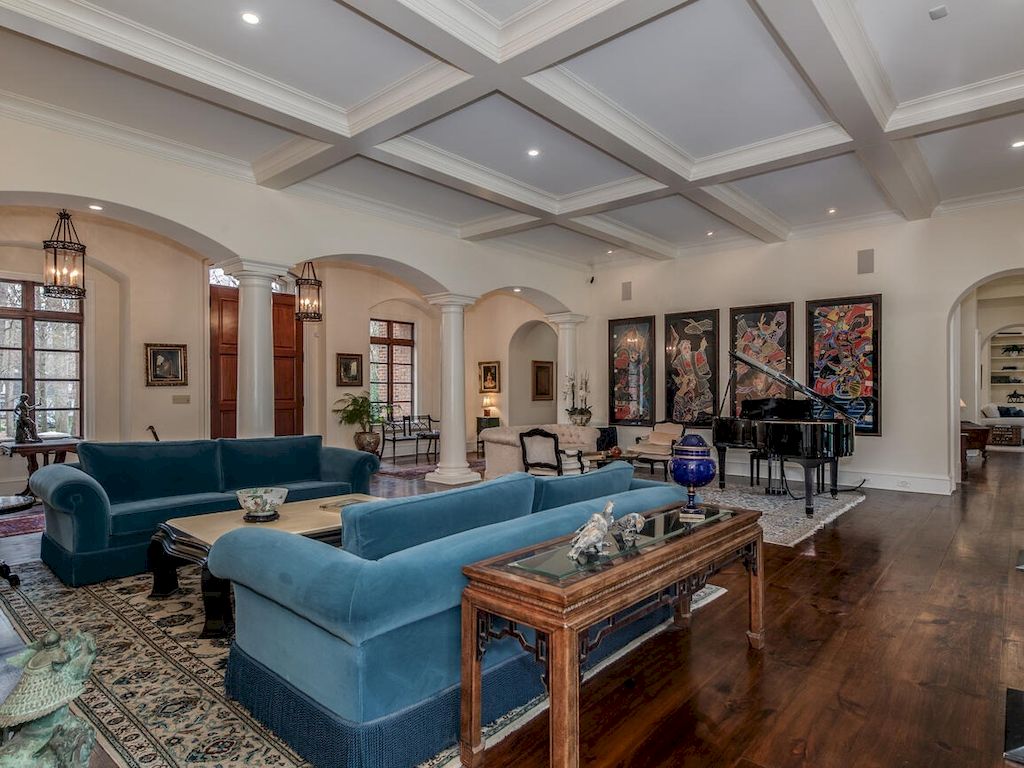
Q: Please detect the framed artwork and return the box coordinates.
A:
[336,353,363,387]
[729,303,794,417]
[145,343,188,387]
[665,309,719,426]
[609,315,655,426]
[479,361,500,393]
[531,360,555,401]
[806,294,881,435]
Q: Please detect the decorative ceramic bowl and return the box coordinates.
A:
[236,487,288,523]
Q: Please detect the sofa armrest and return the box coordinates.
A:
[208,528,377,646]
[320,446,380,493]
[29,464,111,551]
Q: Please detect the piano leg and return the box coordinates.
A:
[802,463,815,517]
[830,458,839,499]
[717,447,727,489]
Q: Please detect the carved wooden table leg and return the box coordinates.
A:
[199,565,234,639]
[674,586,692,628]
[549,627,581,768]
[147,534,181,598]
[746,534,765,650]
[54,450,67,464]
[460,597,484,768]
[19,453,40,496]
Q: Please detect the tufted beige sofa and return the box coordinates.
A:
[480,424,600,479]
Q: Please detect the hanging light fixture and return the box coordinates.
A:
[42,209,86,300]
[295,261,322,322]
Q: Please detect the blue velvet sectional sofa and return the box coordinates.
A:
[208,462,687,768]
[30,435,379,587]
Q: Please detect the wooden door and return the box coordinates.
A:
[210,285,303,438]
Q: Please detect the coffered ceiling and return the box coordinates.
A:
[1,0,1023,268]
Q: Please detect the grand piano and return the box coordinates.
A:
[713,350,856,517]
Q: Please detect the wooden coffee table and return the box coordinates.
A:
[147,493,381,637]
[460,503,764,768]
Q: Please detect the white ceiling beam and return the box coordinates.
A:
[691,186,790,242]
[564,217,676,260]
[884,71,1024,139]
[460,212,547,240]
[749,0,938,220]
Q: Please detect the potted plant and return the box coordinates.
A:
[564,373,592,427]
[332,392,383,454]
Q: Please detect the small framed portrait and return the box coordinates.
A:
[479,361,500,393]
[532,360,554,401]
[145,343,188,387]
[336,353,363,387]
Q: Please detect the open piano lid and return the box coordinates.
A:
[729,349,857,423]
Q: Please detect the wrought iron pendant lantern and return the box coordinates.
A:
[42,209,86,300]
[295,261,322,322]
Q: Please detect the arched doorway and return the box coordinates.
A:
[507,321,558,426]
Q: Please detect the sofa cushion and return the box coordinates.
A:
[109,492,239,536]
[531,461,634,513]
[279,480,352,503]
[78,440,222,504]
[220,436,323,490]
[342,473,536,560]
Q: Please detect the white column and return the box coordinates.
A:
[221,259,279,438]
[425,293,480,486]
[547,313,588,425]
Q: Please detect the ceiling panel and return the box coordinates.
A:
[408,94,639,196]
[917,113,1024,202]
[0,30,295,160]
[493,225,630,266]
[602,196,751,246]
[462,0,542,24]
[559,0,832,158]
[854,0,1024,103]
[308,157,510,225]
[84,0,440,108]
[730,154,894,227]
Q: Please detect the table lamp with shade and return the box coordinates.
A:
[482,394,494,417]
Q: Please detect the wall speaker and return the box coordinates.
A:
[621,281,632,301]
[857,249,874,275]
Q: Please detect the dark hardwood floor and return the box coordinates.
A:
[0,452,1017,767]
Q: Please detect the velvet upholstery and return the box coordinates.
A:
[30,436,380,586]
[209,478,687,767]
[530,460,634,513]
[341,473,536,559]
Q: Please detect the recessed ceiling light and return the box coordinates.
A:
[241,11,260,24]
[512,287,522,293]
[526,148,540,157]
[88,204,103,211]
[928,5,948,21]
[1012,140,1024,149]
[827,207,838,215]
[606,249,614,254]
[705,230,714,237]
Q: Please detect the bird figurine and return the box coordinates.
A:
[567,501,615,564]
[610,512,646,547]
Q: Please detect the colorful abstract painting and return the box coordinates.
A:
[730,303,794,417]
[609,316,655,426]
[665,309,719,426]
[806,294,881,435]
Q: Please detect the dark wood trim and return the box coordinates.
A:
[728,302,794,418]
[805,293,882,436]
[370,318,415,418]
[608,315,656,427]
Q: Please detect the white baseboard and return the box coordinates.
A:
[722,458,954,496]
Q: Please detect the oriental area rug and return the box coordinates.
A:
[378,457,486,479]
[0,561,724,768]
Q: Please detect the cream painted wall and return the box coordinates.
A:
[578,202,1024,495]
[464,294,553,445]
[508,322,558,426]
[315,264,440,455]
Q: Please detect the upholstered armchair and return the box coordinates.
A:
[633,422,685,458]
[481,424,599,479]
[518,428,589,476]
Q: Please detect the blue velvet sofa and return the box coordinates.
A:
[30,435,379,587]
[208,462,686,768]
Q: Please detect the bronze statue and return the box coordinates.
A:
[13,395,41,444]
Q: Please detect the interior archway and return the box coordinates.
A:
[507,320,558,426]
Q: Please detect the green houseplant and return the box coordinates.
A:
[332,392,383,454]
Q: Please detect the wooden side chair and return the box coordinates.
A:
[518,428,588,476]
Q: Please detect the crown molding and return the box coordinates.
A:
[690,122,853,181]
[525,67,696,181]
[555,175,668,215]
[885,69,1024,136]
[0,0,353,137]
[396,0,501,61]
[0,89,255,181]
[345,61,474,136]
[288,180,459,237]
[252,137,336,187]
[498,0,623,61]
[697,185,791,241]
[934,186,1024,217]
[787,209,904,240]
[376,135,559,212]
[485,237,602,271]
[459,212,541,239]
[568,215,676,260]
[811,0,897,130]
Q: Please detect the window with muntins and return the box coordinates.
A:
[0,281,83,438]
[369,319,414,420]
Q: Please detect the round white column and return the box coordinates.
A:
[426,293,480,486]
[222,259,279,438]
[547,313,588,425]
